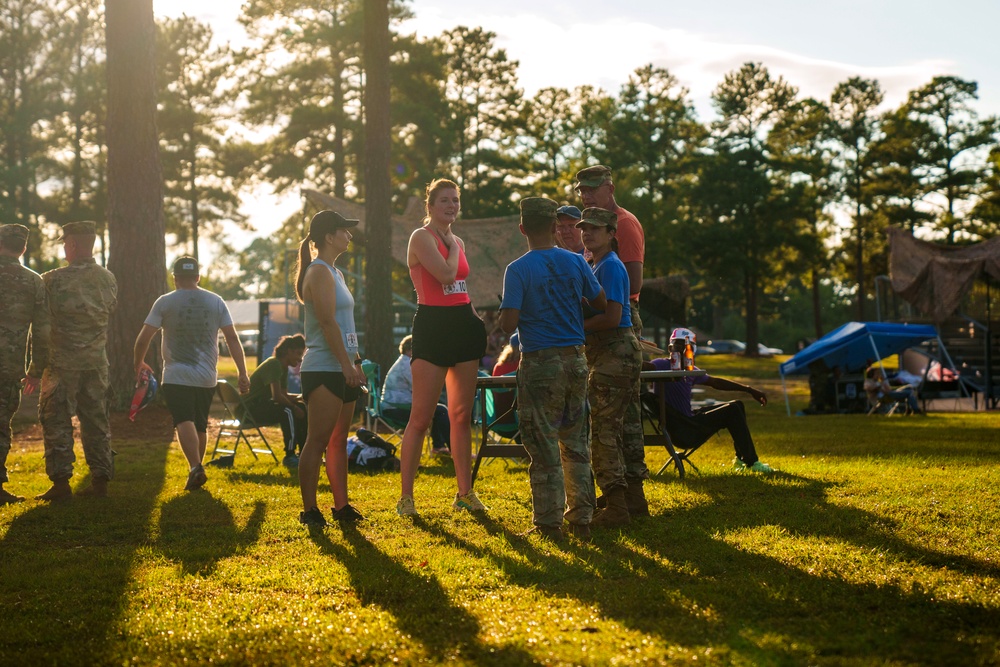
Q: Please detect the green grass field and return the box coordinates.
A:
[1,356,998,665]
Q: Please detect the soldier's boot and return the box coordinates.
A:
[0,486,25,504]
[625,477,650,517]
[590,486,630,529]
[565,522,592,542]
[77,477,108,498]
[35,478,72,502]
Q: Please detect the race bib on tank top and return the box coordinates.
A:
[442,280,468,296]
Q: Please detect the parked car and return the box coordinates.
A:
[705,339,746,355]
[757,342,784,357]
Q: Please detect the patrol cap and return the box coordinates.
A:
[59,221,97,238]
[519,197,559,224]
[172,255,199,276]
[556,205,582,220]
[576,207,617,230]
[574,165,613,188]
[0,224,29,244]
[308,210,359,240]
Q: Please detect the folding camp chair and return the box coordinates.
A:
[640,392,703,478]
[471,373,526,486]
[360,360,434,453]
[210,380,279,464]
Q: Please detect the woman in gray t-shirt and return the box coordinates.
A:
[294,211,367,528]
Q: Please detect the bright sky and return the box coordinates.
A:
[154,0,1000,248]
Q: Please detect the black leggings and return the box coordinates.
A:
[247,400,308,454]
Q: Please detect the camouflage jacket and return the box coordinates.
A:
[40,258,118,372]
[0,255,49,377]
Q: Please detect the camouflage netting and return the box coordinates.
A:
[888,227,1000,323]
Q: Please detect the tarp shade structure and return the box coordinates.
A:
[888,227,1000,323]
[780,322,939,377]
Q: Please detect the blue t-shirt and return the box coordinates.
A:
[500,247,602,353]
[591,251,632,329]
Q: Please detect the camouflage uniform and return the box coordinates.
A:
[516,346,595,528]
[0,225,49,485]
[585,328,642,493]
[38,223,118,482]
[622,302,649,480]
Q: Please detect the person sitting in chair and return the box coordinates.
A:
[646,328,773,474]
[864,365,921,415]
[244,334,308,466]
[382,335,451,456]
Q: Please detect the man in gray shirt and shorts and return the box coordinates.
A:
[133,256,250,490]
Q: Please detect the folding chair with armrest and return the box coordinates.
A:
[210,380,279,464]
[640,392,703,478]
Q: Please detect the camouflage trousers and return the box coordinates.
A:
[0,375,22,484]
[39,367,114,482]
[516,345,595,528]
[586,328,643,493]
[625,302,649,480]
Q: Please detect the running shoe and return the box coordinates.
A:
[396,495,417,516]
[332,504,365,523]
[299,507,328,527]
[184,466,208,491]
[453,490,487,512]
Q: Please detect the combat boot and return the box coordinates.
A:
[77,477,108,498]
[565,522,592,542]
[590,486,630,529]
[625,477,650,517]
[36,478,72,502]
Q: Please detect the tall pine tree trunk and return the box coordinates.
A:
[363,0,393,369]
[105,0,166,403]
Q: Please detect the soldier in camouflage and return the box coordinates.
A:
[579,207,643,528]
[30,221,118,501]
[0,224,49,504]
[499,197,607,541]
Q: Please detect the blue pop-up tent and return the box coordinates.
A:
[779,321,943,415]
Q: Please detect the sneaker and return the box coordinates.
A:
[734,458,773,474]
[453,490,487,512]
[184,466,208,491]
[431,447,451,457]
[396,495,417,516]
[332,504,365,523]
[299,507,328,527]
[282,454,299,468]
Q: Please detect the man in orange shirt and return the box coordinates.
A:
[575,165,649,515]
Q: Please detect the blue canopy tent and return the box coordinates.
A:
[779,322,945,415]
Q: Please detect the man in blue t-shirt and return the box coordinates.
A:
[500,197,606,541]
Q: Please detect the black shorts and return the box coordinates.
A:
[301,371,363,404]
[411,304,487,367]
[162,384,216,432]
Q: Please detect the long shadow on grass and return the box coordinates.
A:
[0,440,169,665]
[309,528,542,666]
[417,480,1000,665]
[158,491,265,575]
[631,472,1000,663]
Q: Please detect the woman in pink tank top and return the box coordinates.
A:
[396,179,487,516]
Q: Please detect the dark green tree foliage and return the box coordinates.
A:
[43,0,107,260]
[902,76,999,243]
[867,106,934,235]
[387,31,450,210]
[607,65,705,278]
[829,76,884,320]
[238,0,365,198]
[157,15,246,261]
[437,26,522,217]
[363,0,395,369]
[690,63,798,355]
[972,146,1000,235]
[523,86,574,195]
[768,98,836,337]
[0,0,65,264]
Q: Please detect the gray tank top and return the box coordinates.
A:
[301,258,358,373]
